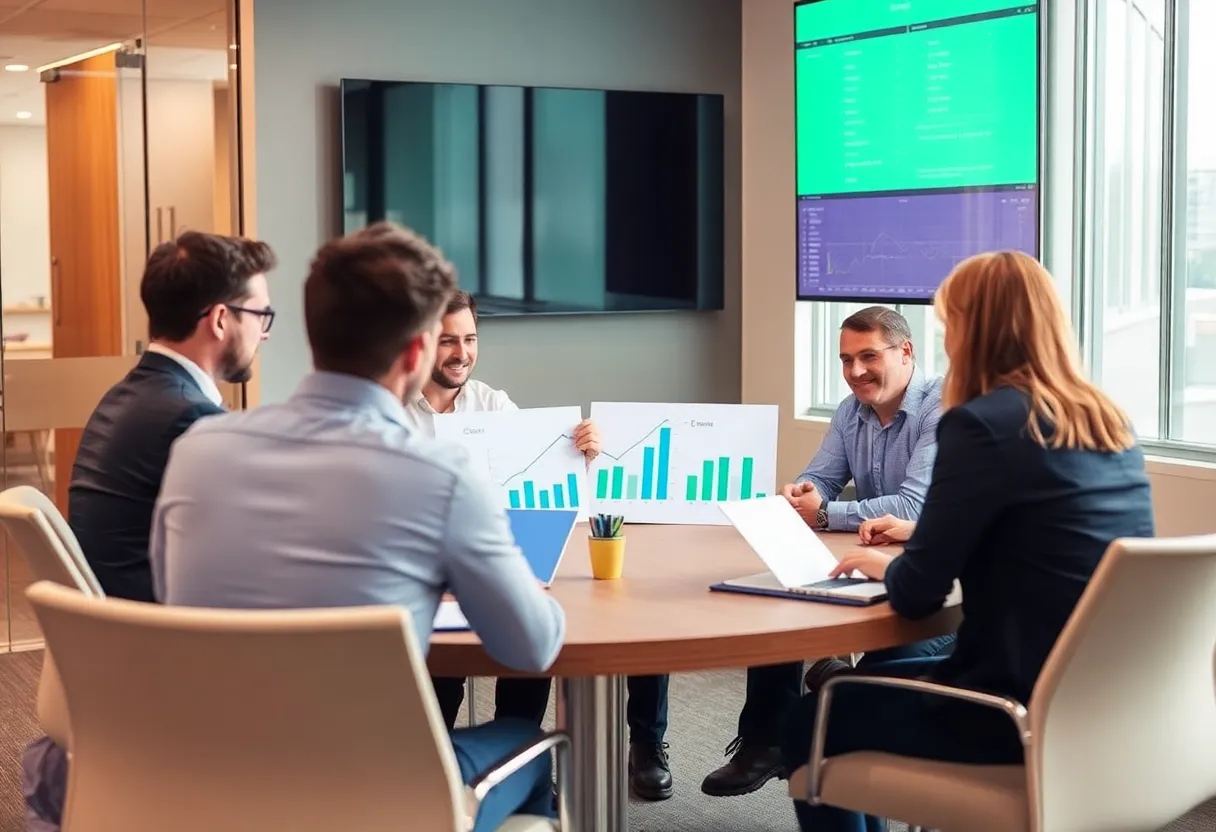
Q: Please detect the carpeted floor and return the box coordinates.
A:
[0,649,42,832]
[0,652,1213,831]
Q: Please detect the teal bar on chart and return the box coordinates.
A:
[611,466,624,500]
[539,490,551,509]
[523,481,536,509]
[701,460,714,501]
[567,473,580,508]
[508,490,521,509]
[553,484,565,508]
[656,427,672,499]
[741,457,754,499]
[626,474,639,500]
[716,456,730,501]
[641,446,655,500]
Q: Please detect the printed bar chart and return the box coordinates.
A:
[590,402,779,525]
[509,475,582,511]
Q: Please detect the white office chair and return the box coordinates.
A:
[26,581,570,832]
[0,485,104,747]
[790,534,1216,831]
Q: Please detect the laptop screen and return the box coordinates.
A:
[506,509,579,585]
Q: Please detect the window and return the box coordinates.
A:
[797,0,1216,457]
[1175,0,1216,445]
[1089,0,1166,440]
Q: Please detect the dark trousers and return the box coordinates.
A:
[433,676,552,730]
[626,675,670,744]
[781,655,1024,832]
[738,635,957,747]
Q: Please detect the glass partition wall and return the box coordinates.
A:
[0,0,245,650]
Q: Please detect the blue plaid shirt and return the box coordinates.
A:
[797,373,943,532]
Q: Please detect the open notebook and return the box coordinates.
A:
[432,508,579,631]
[710,496,889,606]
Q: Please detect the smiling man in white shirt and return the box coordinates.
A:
[409,291,599,732]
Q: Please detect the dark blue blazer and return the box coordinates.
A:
[68,352,225,602]
[885,386,1155,705]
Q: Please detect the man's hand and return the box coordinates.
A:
[779,481,816,501]
[859,514,916,546]
[573,419,601,465]
[781,481,822,527]
[830,548,895,581]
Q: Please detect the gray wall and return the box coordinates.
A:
[252,0,743,408]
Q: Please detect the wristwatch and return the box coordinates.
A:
[815,504,830,530]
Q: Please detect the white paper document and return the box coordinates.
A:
[717,496,844,586]
[432,600,469,632]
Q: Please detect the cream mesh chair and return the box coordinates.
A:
[789,534,1216,832]
[25,581,569,832]
[0,485,104,748]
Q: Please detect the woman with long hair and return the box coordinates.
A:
[783,251,1155,832]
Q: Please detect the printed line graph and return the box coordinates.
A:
[433,406,589,518]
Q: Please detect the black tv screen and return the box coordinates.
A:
[340,79,726,316]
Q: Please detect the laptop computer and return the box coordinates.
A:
[433,508,579,631]
[710,496,889,606]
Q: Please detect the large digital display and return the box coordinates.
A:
[795,0,1040,302]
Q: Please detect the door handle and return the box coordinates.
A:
[156,207,163,244]
[50,257,61,326]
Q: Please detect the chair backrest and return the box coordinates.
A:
[1030,535,1216,832]
[25,582,467,832]
[0,485,102,596]
[0,486,102,746]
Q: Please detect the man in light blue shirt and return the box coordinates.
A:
[701,306,953,800]
[151,223,563,831]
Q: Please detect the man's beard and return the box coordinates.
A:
[218,341,254,385]
[430,361,470,390]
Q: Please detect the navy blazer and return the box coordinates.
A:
[884,386,1155,705]
[68,352,225,602]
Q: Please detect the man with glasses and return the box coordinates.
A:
[68,230,276,602]
[697,306,952,799]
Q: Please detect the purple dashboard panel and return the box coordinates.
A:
[796,188,1039,301]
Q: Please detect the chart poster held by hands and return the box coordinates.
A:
[589,402,779,525]
[433,406,589,521]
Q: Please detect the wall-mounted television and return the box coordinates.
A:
[340,79,725,317]
[794,0,1042,304]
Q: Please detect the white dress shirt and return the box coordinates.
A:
[144,342,224,406]
[402,378,517,437]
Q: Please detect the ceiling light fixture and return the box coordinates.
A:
[4,64,29,72]
[15,111,32,120]
[36,43,124,74]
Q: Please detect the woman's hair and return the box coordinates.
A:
[934,250,1134,453]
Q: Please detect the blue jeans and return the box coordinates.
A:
[738,634,957,746]
[452,718,556,832]
[781,655,1024,832]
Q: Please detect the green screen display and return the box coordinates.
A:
[795,1,1039,197]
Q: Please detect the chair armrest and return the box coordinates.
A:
[803,674,1031,805]
[465,730,572,830]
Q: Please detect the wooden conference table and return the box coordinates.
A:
[429,523,960,832]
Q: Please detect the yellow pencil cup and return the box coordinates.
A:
[588,535,626,580]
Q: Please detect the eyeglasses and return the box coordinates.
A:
[839,345,897,369]
[226,304,276,333]
[199,304,276,334]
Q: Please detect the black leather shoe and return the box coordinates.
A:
[804,656,851,692]
[700,737,785,797]
[629,741,674,801]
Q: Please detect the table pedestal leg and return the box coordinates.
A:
[560,675,628,831]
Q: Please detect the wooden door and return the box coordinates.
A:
[44,52,126,510]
